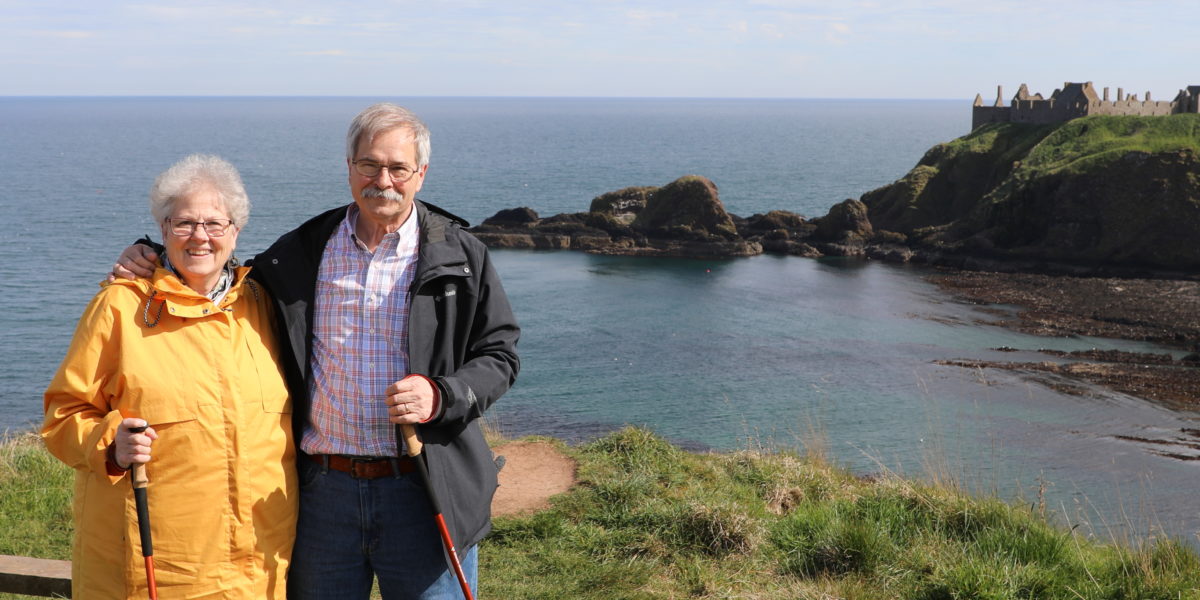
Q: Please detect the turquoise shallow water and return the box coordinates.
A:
[1,97,1196,548]
[492,249,1200,547]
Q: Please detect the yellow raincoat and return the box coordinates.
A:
[43,266,296,599]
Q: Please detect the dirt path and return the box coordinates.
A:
[491,441,578,517]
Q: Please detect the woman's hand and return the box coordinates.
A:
[114,418,158,469]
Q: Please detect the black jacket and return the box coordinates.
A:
[250,200,521,550]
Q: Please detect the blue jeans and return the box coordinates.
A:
[288,457,479,600]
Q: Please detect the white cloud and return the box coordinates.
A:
[130,3,282,22]
[825,22,850,44]
[290,16,329,26]
[758,24,784,39]
[624,9,678,23]
[785,53,813,68]
[35,30,93,39]
[129,5,200,20]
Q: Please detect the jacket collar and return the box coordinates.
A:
[415,201,469,279]
[108,265,255,318]
[286,200,470,276]
[257,200,473,303]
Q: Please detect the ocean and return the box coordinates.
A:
[1,96,1196,548]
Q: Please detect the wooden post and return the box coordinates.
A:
[0,554,71,597]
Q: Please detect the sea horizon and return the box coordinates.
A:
[3,94,966,100]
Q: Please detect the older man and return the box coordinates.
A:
[116,103,520,599]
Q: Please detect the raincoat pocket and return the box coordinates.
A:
[134,400,201,427]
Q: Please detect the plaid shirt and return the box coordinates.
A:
[301,204,420,457]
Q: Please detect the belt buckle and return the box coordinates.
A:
[349,457,380,479]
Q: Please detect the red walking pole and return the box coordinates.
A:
[399,424,475,600]
[128,425,158,600]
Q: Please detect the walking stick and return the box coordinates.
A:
[399,424,476,600]
[128,425,158,600]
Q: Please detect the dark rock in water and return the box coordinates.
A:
[866,243,916,263]
[760,239,822,257]
[805,199,874,257]
[734,211,818,256]
[474,232,568,250]
[741,210,809,233]
[812,198,873,243]
[483,207,540,226]
[473,173,944,260]
[589,186,653,223]
[473,175,765,258]
[632,176,739,241]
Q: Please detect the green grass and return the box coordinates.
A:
[931,121,1058,166]
[481,428,1200,599]
[0,433,73,560]
[4,428,1199,599]
[0,432,73,600]
[957,114,1200,179]
[1016,113,1200,178]
[914,113,1200,195]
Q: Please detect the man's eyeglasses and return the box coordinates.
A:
[165,218,236,237]
[352,160,419,182]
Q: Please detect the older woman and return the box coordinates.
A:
[43,154,295,599]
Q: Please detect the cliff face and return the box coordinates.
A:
[863,115,1200,271]
[861,123,1055,234]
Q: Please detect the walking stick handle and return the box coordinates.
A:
[128,425,149,488]
[400,424,423,457]
[126,424,158,599]
[131,464,149,488]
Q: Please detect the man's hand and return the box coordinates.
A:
[107,245,158,282]
[385,375,438,424]
[114,418,158,469]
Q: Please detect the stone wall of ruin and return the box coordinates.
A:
[971,83,1199,130]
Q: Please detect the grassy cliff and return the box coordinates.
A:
[6,429,1199,599]
[862,115,1200,271]
[483,428,1200,599]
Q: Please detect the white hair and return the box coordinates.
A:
[345,102,431,167]
[149,154,250,226]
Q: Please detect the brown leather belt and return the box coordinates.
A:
[307,454,416,479]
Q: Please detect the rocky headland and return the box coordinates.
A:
[472,114,1200,275]
[860,115,1200,277]
[470,114,1200,413]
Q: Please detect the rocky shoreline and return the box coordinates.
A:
[926,270,1200,412]
[470,175,890,261]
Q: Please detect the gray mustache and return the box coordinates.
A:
[361,187,405,202]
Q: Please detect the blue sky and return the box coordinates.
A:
[3,1,1197,100]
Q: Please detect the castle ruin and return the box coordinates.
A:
[972,81,1200,130]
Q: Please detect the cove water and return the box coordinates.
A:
[1,97,1196,549]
